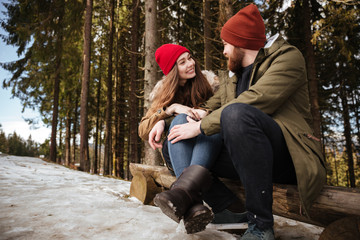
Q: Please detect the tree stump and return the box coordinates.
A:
[319,216,360,240]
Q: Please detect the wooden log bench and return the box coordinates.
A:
[129,163,360,239]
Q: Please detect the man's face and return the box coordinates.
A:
[222,40,244,73]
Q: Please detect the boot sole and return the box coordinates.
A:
[184,208,214,234]
[154,194,182,223]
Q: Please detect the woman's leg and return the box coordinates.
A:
[158,114,223,233]
[168,114,195,177]
[168,114,223,177]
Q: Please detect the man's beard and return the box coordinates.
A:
[227,47,244,74]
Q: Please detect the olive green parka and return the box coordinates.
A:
[201,34,326,217]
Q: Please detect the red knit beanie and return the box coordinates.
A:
[155,44,190,75]
[221,4,266,50]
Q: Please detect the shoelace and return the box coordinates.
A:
[245,223,265,238]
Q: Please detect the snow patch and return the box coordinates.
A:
[0,155,324,240]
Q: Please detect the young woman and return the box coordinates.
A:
[138,44,222,234]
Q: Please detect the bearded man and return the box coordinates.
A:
[164,4,326,240]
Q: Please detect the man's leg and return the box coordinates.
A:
[220,103,296,230]
[202,146,240,214]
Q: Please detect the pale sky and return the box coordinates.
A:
[0,1,51,144]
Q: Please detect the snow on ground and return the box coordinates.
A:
[0,155,324,240]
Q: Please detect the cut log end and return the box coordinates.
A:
[319,216,360,240]
[130,172,162,205]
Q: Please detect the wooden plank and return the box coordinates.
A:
[129,163,360,227]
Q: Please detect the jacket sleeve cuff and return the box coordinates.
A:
[200,124,205,135]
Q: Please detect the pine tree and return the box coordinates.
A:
[80,0,93,172]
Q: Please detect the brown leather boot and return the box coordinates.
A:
[184,203,214,234]
[154,165,213,233]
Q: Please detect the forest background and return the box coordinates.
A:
[0,0,359,188]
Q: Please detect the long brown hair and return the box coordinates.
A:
[146,58,213,117]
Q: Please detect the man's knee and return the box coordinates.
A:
[222,102,249,118]
[221,103,253,127]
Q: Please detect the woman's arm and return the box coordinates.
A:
[165,103,205,120]
[138,108,170,141]
[138,103,206,141]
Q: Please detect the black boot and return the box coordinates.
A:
[154,165,213,233]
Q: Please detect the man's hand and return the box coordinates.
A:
[168,117,201,144]
[148,120,165,150]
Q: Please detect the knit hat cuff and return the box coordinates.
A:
[162,47,190,75]
[221,26,265,50]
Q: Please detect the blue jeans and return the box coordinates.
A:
[167,114,222,178]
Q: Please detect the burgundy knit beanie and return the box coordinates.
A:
[155,44,190,75]
[221,4,266,50]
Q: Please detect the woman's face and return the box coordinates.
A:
[176,52,196,86]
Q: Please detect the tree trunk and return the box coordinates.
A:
[218,0,233,69]
[49,1,64,163]
[142,0,162,166]
[99,119,103,174]
[72,90,79,165]
[114,13,124,178]
[80,0,93,172]
[218,0,233,26]
[340,83,356,187]
[65,96,71,166]
[119,57,126,179]
[50,57,61,163]
[129,0,140,165]
[203,0,212,70]
[104,0,115,176]
[303,0,321,139]
[58,118,63,164]
[352,91,360,147]
[94,53,102,175]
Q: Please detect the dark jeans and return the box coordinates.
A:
[207,103,296,229]
[163,103,297,230]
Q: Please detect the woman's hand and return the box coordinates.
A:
[165,103,203,121]
[191,109,207,119]
[148,120,165,150]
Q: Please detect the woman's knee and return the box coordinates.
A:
[170,113,188,128]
